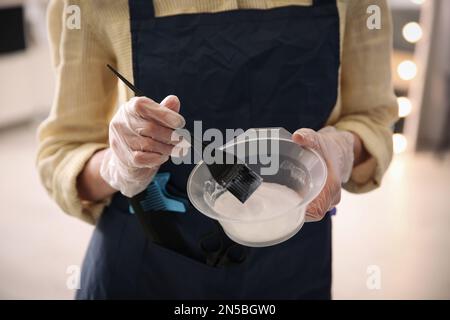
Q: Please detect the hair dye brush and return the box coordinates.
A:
[107,64,262,203]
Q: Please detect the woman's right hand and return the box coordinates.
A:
[100,95,185,197]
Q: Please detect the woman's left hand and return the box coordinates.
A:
[292,126,355,221]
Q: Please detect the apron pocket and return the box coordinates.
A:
[137,240,229,299]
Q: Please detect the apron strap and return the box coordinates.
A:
[128,0,155,20]
[314,0,336,6]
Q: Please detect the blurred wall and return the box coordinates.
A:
[0,0,53,128]
[414,0,450,151]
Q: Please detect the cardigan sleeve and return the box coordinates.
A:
[333,0,399,193]
[37,0,118,223]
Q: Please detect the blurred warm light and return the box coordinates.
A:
[410,0,426,5]
[397,97,412,117]
[393,134,408,154]
[397,60,417,81]
[402,22,423,43]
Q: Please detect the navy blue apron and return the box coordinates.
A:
[76,0,340,299]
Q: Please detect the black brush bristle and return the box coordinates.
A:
[205,149,263,203]
[224,164,263,203]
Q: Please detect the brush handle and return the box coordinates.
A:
[106,64,239,185]
[107,64,212,156]
[107,64,145,96]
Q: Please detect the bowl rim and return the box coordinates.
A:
[186,137,328,222]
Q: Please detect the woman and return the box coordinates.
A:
[37,0,398,299]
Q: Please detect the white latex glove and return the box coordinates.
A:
[100,95,185,197]
[292,126,355,221]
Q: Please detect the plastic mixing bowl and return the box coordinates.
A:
[187,128,327,247]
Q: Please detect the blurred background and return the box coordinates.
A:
[0,0,449,299]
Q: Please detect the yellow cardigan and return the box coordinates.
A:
[37,0,398,224]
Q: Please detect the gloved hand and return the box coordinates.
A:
[100,95,185,197]
[292,126,355,221]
